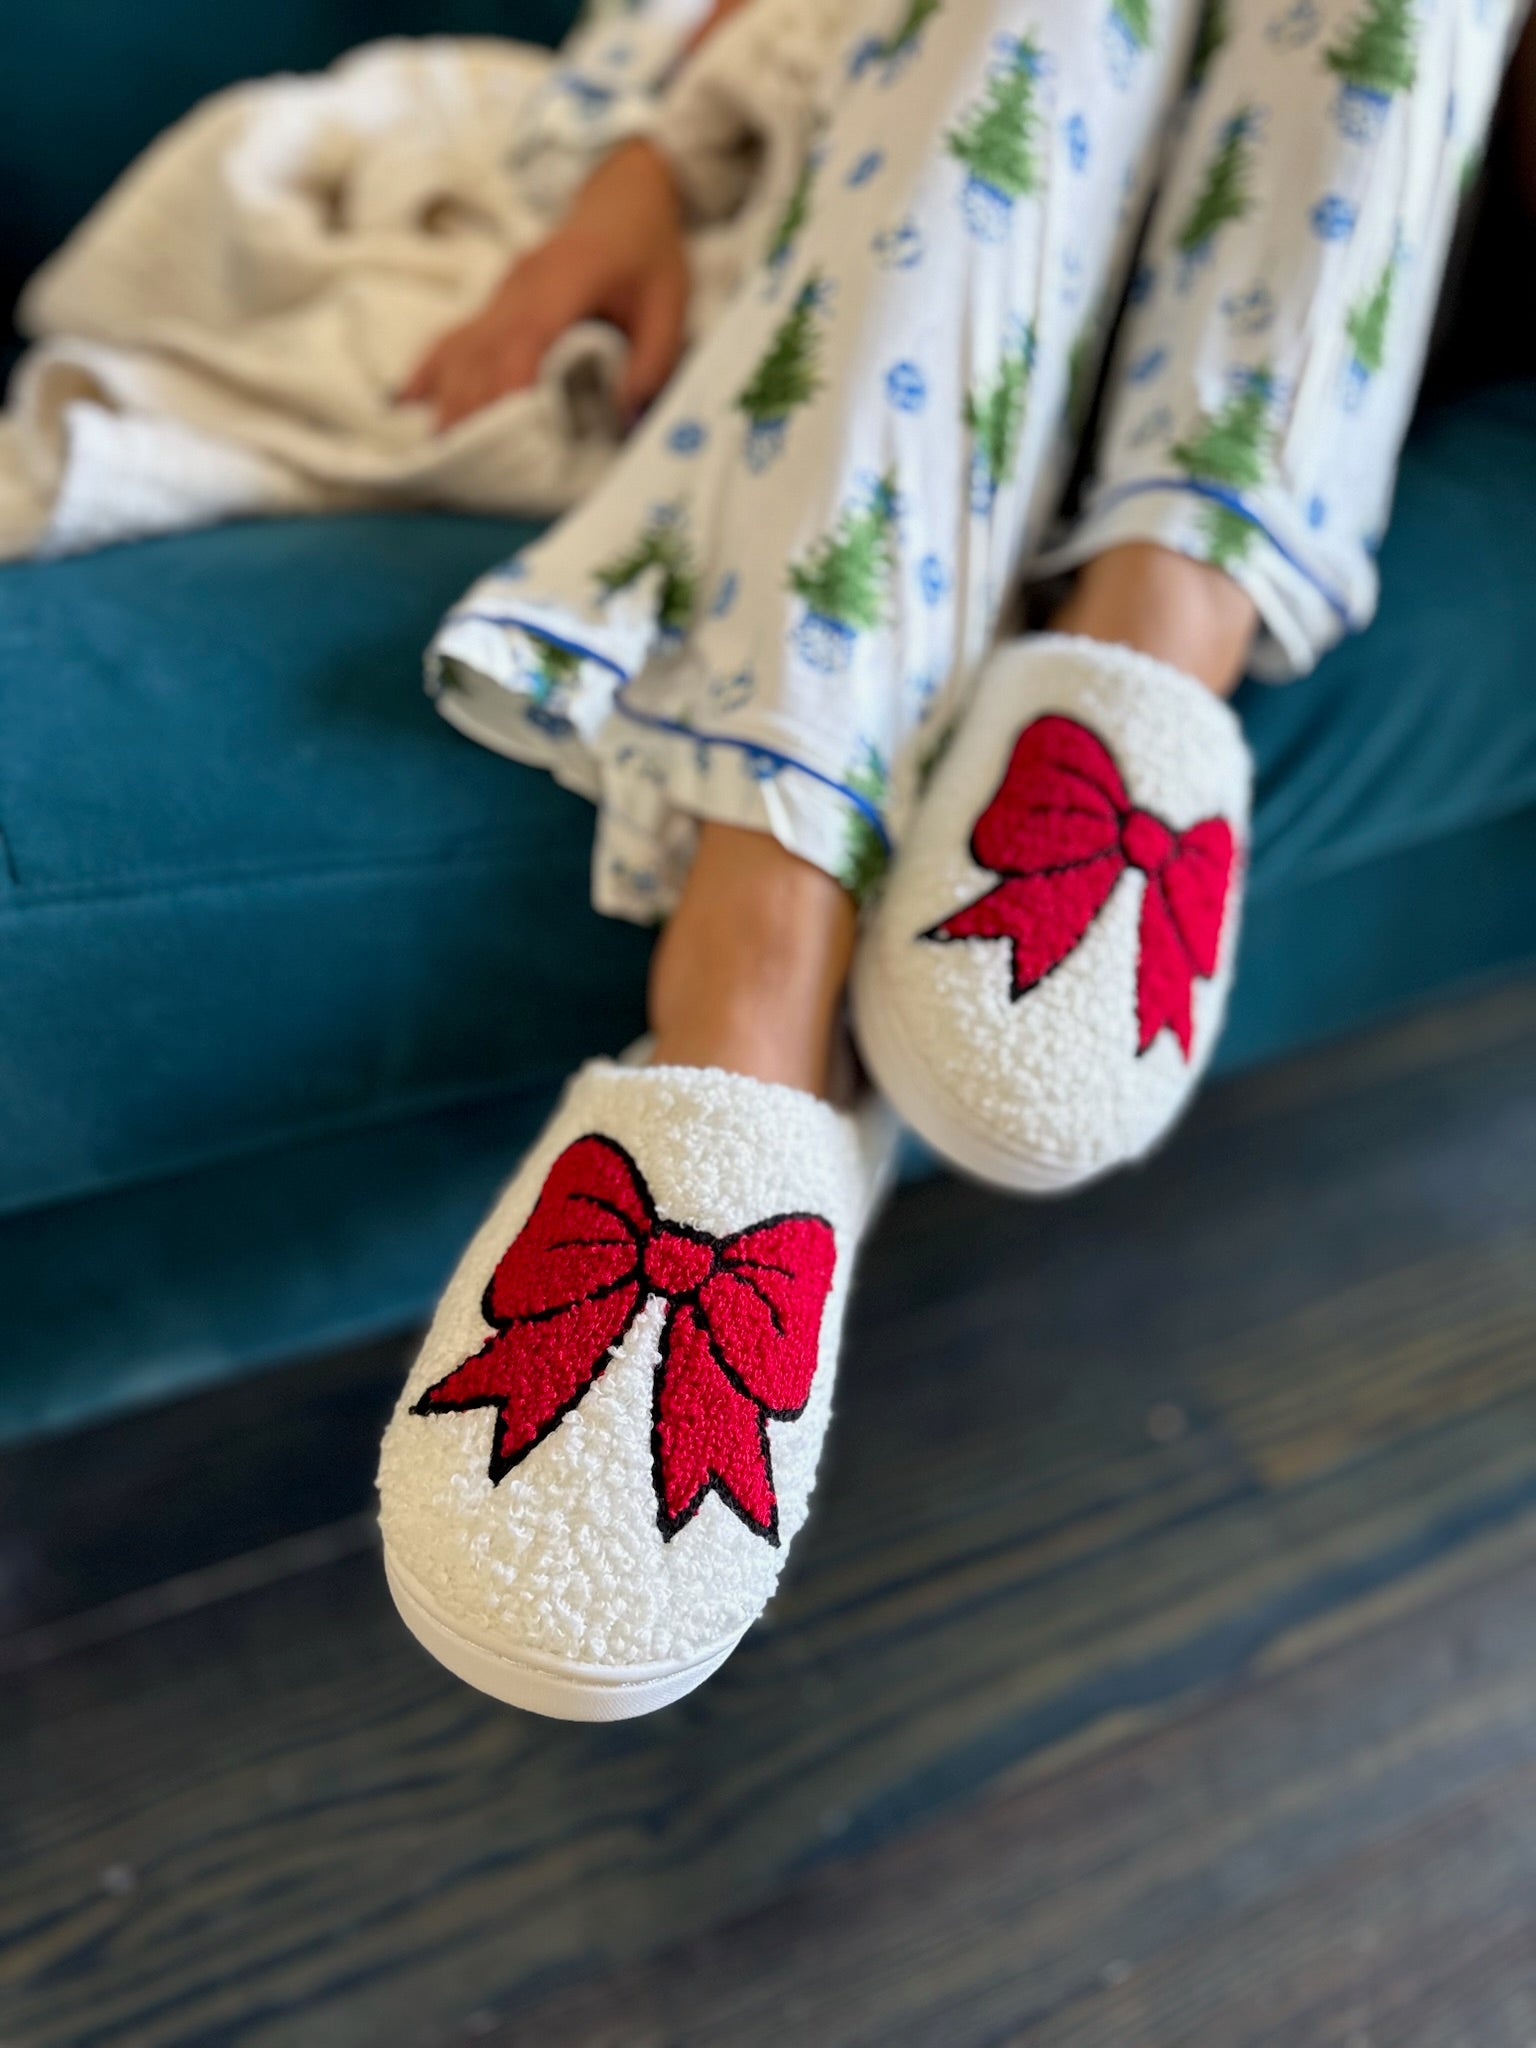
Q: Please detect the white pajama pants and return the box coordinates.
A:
[432,0,1524,921]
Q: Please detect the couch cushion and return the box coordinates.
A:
[2,385,1536,1223]
[1221,380,1536,1064]
[1237,383,1536,898]
[0,512,654,1215]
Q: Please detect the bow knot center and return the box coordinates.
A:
[643,1227,715,1300]
[1120,808,1175,875]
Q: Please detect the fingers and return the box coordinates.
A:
[397,226,690,433]
[397,336,449,404]
[398,308,551,429]
[435,325,548,429]
[403,243,601,429]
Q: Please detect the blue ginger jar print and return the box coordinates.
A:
[708,668,756,714]
[1309,192,1357,240]
[1221,281,1276,336]
[1324,0,1417,141]
[873,218,925,269]
[666,419,707,456]
[848,0,941,84]
[947,36,1046,244]
[1103,0,1155,89]
[885,360,928,413]
[1266,0,1320,50]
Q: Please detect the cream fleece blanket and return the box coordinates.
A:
[0,0,844,558]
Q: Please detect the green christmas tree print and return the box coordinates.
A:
[965,324,1036,510]
[788,471,900,670]
[838,744,890,899]
[1325,0,1417,98]
[948,37,1044,239]
[594,512,698,637]
[1105,0,1155,82]
[1187,0,1228,91]
[522,636,582,733]
[765,150,818,269]
[528,636,582,701]
[1110,0,1154,55]
[849,0,942,80]
[1170,368,1275,567]
[1175,107,1257,271]
[1346,253,1397,380]
[736,274,827,467]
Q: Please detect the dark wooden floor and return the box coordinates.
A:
[5,983,1536,2048]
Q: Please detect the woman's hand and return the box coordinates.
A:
[399,137,690,431]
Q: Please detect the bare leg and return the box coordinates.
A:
[1049,542,1258,700]
[648,547,1253,1096]
[647,822,855,1098]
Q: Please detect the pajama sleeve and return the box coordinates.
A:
[644,0,851,223]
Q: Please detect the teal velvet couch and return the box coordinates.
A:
[2,3,1535,1445]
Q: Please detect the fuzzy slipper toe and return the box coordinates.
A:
[851,634,1252,1192]
[377,1058,895,1719]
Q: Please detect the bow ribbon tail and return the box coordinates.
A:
[1135,876,1196,1057]
[1134,821,1237,1056]
[414,1283,644,1481]
[654,1304,780,1543]
[932,854,1124,998]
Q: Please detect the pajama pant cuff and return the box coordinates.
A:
[1033,480,1380,682]
[431,638,889,924]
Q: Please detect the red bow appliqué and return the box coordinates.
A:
[927,715,1237,1058]
[413,1134,836,1545]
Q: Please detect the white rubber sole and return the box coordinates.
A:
[383,1548,744,1722]
[849,943,1111,1196]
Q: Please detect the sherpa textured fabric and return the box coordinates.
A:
[430,0,1521,924]
[377,1057,895,1670]
[0,0,838,558]
[851,634,1252,1191]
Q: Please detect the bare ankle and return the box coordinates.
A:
[1050,542,1258,698]
[648,824,856,1098]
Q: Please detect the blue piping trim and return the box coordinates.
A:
[440,611,631,683]
[611,693,894,850]
[443,608,894,853]
[1086,477,1360,628]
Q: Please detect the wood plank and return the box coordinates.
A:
[2,983,1534,2047]
[0,1332,412,1635]
[513,1515,1536,2048]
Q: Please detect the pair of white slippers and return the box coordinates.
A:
[377,636,1252,1719]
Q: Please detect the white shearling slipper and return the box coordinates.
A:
[851,634,1251,1193]
[377,1057,896,1720]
